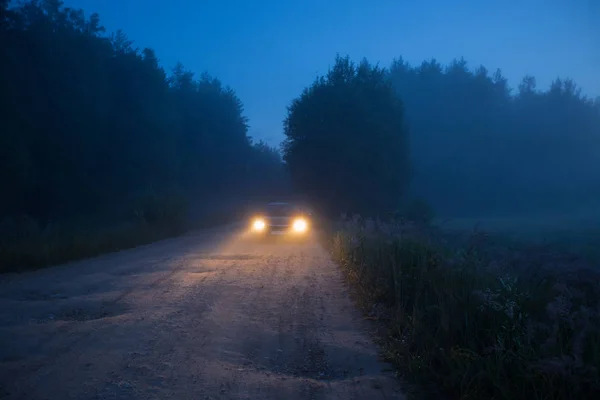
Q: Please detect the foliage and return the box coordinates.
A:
[388,57,600,217]
[283,54,599,220]
[0,0,289,271]
[282,55,410,217]
[330,216,600,400]
[133,188,189,231]
[0,219,172,271]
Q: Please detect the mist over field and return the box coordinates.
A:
[1,1,599,398]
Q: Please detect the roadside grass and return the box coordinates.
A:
[328,215,600,400]
[0,219,184,273]
[0,193,246,273]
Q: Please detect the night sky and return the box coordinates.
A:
[63,0,600,146]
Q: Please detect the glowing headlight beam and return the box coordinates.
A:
[253,219,266,231]
[292,218,307,232]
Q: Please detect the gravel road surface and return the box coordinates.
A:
[0,225,404,400]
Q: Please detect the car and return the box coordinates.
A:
[249,202,312,237]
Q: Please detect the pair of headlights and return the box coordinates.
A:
[252,217,308,233]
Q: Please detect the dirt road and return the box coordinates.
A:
[0,225,404,400]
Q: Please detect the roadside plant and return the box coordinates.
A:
[330,216,600,400]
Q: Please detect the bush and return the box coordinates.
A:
[0,194,241,273]
[330,216,600,400]
[133,189,189,232]
[0,218,161,273]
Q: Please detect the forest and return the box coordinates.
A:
[281,54,600,399]
[390,58,600,217]
[277,45,600,400]
[0,0,289,269]
[2,0,600,264]
[283,56,600,219]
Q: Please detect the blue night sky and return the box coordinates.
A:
[64,0,599,147]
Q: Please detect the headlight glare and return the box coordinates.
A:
[292,218,307,232]
[253,218,266,231]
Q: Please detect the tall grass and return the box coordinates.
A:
[330,216,600,400]
[0,191,241,273]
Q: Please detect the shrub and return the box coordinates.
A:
[330,216,600,400]
[0,192,241,273]
[0,218,163,273]
[133,188,189,232]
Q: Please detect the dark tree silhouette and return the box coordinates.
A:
[282,55,410,217]
[0,0,288,239]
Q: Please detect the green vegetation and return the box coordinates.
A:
[283,53,600,220]
[3,1,600,396]
[282,55,410,217]
[0,1,288,272]
[330,217,600,400]
[282,54,600,398]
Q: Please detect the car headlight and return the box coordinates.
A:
[292,218,308,232]
[253,218,266,231]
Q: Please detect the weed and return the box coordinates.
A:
[330,216,600,400]
[0,194,242,273]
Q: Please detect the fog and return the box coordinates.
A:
[2,2,600,397]
[392,58,600,218]
[1,0,599,268]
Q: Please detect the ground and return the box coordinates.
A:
[0,224,404,400]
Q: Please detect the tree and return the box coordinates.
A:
[282,55,410,217]
[518,75,536,97]
[0,0,288,226]
[388,55,600,216]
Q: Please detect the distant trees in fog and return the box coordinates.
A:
[389,58,600,216]
[284,54,600,217]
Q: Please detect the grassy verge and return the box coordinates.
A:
[0,221,179,273]
[0,194,246,274]
[328,216,600,400]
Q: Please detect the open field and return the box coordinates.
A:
[330,212,600,400]
[436,207,600,237]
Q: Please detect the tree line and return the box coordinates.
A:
[0,0,289,232]
[389,58,600,216]
[3,0,600,237]
[283,55,600,218]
